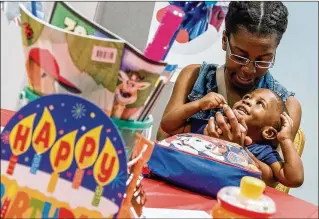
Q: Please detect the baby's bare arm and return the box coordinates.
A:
[270,112,304,187]
[270,139,304,188]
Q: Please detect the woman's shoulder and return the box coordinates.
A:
[182,63,201,71]
[181,62,219,73]
[182,62,219,85]
[185,62,219,92]
[196,62,219,75]
[176,64,200,81]
[187,62,220,120]
[257,71,295,102]
[177,62,219,91]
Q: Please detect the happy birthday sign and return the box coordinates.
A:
[0,94,127,218]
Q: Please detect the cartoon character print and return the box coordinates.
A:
[178,134,229,161]
[25,47,81,95]
[169,139,200,155]
[112,70,150,119]
[202,142,229,161]
[61,71,115,117]
[227,151,249,167]
[164,134,228,161]
[158,134,197,154]
[225,145,259,171]
[23,23,34,40]
[157,139,170,147]
[180,136,215,156]
[159,134,260,171]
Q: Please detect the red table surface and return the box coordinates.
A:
[143,178,318,218]
[1,108,318,218]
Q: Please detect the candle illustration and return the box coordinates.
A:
[7,113,36,175]
[47,130,77,193]
[30,107,57,174]
[72,125,102,189]
[0,184,17,218]
[92,137,119,207]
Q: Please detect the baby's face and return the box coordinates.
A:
[232,89,281,129]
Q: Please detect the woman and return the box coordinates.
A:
[158,1,301,150]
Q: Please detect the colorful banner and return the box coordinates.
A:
[20,3,167,120]
[48,2,168,120]
[49,1,120,40]
[147,2,229,68]
[0,94,127,218]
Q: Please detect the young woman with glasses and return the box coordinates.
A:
[158,2,301,153]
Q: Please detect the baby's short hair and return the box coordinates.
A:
[268,90,289,131]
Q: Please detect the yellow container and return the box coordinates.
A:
[212,176,276,218]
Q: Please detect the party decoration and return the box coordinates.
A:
[1,94,127,218]
[47,129,78,193]
[92,138,119,207]
[144,5,185,61]
[20,3,167,120]
[30,107,56,174]
[0,184,17,218]
[72,126,102,189]
[159,2,229,52]
[7,113,36,175]
[147,1,229,68]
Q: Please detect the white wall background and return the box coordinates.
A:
[1,2,318,205]
[269,2,318,205]
[1,10,27,110]
[95,2,155,52]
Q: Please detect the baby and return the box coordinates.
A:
[161,88,304,188]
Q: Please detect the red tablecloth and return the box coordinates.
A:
[143,178,318,218]
[1,108,318,218]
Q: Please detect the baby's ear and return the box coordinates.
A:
[261,126,278,141]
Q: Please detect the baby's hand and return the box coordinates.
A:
[277,112,294,143]
[199,92,226,111]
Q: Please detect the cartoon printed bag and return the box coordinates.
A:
[147,133,261,197]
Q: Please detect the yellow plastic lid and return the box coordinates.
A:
[216,176,276,218]
[240,176,266,199]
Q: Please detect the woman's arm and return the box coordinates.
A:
[156,64,201,141]
[286,96,302,139]
[160,100,201,135]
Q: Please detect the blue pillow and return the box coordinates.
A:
[148,133,261,197]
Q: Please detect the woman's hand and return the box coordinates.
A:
[198,92,227,111]
[203,105,252,146]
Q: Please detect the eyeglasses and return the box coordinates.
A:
[226,37,275,69]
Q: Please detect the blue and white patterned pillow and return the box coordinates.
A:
[148,133,261,197]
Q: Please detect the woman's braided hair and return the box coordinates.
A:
[225,1,289,44]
